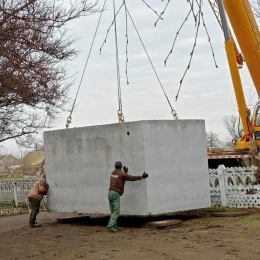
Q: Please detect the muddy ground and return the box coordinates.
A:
[1,210,260,260]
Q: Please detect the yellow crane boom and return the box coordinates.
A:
[208,0,244,66]
[209,0,260,151]
[223,0,260,97]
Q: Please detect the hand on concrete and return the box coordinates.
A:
[142,172,149,179]
[123,166,128,174]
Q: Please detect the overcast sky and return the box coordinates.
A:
[5,0,258,154]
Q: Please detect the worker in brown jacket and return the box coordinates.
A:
[28,173,49,228]
[107,161,148,232]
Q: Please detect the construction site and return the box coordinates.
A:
[2,0,260,259]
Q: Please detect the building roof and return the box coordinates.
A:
[22,151,44,166]
[0,154,18,163]
[0,155,7,163]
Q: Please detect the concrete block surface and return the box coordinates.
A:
[44,120,210,215]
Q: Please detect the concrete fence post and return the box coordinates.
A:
[13,182,19,208]
[217,165,228,207]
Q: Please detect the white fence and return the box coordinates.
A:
[1,166,260,209]
[209,165,260,208]
[0,178,39,207]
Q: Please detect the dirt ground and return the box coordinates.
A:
[1,210,260,260]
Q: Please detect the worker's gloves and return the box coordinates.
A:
[123,166,128,174]
[142,172,149,179]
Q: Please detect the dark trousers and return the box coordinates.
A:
[28,197,41,224]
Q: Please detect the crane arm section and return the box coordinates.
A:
[223,0,260,97]
[212,0,252,149]
[208,0,244,66]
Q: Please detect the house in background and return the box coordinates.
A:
[0,155,19,174]
[19,151,45,176]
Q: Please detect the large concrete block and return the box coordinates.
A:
[44,120,210,215]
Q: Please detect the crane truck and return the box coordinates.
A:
[207,0,260,168]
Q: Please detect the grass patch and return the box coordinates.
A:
[0,175,26,180]
[209,206,238,212]
[237,213,260,228]
[0,206,13,210]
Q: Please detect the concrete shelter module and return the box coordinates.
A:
[44,120,210,215]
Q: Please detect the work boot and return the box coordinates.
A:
[115,227,122,231]
[29,222,41,228]
[108,227,118,232]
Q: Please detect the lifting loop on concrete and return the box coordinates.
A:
[118,110,125,123]
[66,116,72,129]
[172,110,178,120]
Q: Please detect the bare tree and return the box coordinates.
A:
[0,0,99,147]
[0,145,8,155]
[223,115,242,143]
[206,131,221,148]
